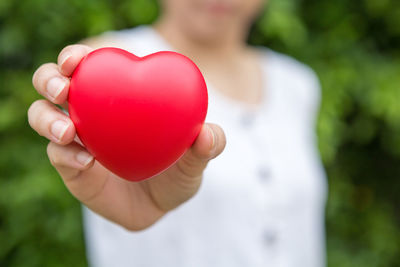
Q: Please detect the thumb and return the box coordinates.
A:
[176,123,226,178]
[142,123,226,212]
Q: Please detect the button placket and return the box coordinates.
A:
[239,110,280,258]
[257,164,272,182]
[262,228,278,247]
[254,137,273,184]
[239,111,256,128]
[241,112,274,185]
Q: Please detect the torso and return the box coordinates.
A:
[83,25,327,267]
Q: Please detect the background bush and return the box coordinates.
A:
[1,0,399,266]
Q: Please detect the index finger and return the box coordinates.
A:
[57,44,93,77]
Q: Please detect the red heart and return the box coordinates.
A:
[68,47,208,181]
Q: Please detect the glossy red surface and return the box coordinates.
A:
[68,47,208,181]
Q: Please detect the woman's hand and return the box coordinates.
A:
[28,44,226,231]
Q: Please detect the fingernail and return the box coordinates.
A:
[76,151,94,166]
[47,77,65,100]
[51,120,69,141]
[206,125,215,149]
[60,53,72,66]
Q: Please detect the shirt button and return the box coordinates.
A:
[263,230,277,246]
[240,113,255,128]
[258,166,271,182]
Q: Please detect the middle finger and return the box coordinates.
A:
[28,99,75,145]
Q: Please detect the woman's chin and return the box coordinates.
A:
[185,22,237,44]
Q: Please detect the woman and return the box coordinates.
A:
[28,0,327,266]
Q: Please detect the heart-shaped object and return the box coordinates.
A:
[68,47,208,181]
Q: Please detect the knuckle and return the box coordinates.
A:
[28,100,55,136]
[47,142,59,166]
[46,141,54,155]
[182,153,201,169]
[51,153,62,166]
[47,144,65,167]
[58,44,85,60]
[32,69,40,86]
[58,45,73,64]
[27,106,35,128]
[217,133,226,153]
[27,100,45,127]
[177,153,205,178]
[67,44,91,54]
[32,63,58,90]
[59,44,74,55]
[209,126,226,159]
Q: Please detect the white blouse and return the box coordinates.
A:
[83,25,328,267]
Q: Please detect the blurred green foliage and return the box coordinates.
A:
[1,0,399,266]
